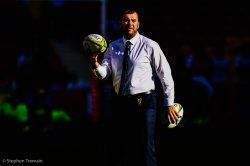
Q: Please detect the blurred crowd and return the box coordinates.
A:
[171,36,250,128]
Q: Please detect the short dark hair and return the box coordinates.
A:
[121,9,139,21]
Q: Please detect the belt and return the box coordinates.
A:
[122,89,155,98]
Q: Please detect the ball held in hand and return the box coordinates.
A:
[82,34,107,54]
[161,103,184,128]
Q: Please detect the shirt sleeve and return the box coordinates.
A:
[150,41,175,106]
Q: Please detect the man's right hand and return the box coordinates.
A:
[90,53,100,69]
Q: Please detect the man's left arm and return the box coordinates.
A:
[150,42,179,123]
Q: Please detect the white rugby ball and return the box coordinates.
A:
[162,103,184,128]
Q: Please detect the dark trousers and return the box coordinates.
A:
[105,91,157,166]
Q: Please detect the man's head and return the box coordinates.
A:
[120,10,140,40]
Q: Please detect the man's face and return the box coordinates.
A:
[120,12,140,39]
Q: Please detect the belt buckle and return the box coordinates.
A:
[127,95,132,98]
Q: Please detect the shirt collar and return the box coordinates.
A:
[123,32,139,46]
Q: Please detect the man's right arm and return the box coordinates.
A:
[90,49,112,80]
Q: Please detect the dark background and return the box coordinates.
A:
[0,0,249,165]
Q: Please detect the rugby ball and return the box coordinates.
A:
[161,103,184,128]
[82,34,107,54]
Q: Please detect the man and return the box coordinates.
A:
[90,9,179,166]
